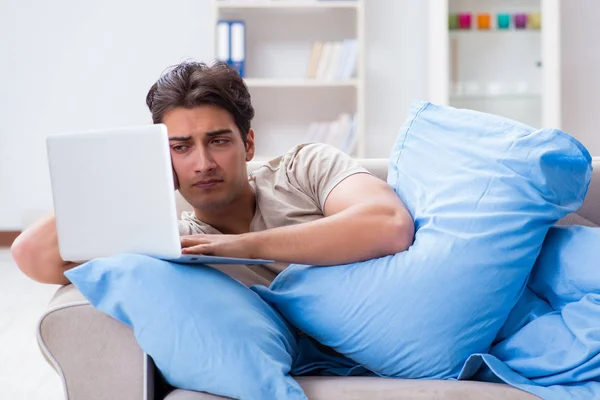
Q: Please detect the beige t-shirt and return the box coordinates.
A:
[178,142,370,287]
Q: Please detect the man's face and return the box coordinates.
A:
[162,105,255,211]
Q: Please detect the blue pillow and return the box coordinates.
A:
[65,254,307,400]
[253,101,592,379]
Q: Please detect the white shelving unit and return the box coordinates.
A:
[428,0,561,129]
[213,0,366,159]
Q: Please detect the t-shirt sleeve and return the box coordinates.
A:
[284,143,371,211]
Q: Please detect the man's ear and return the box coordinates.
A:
[245,129,255,162]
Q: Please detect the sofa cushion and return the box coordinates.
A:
[164,377,539,400]
[253,101,592,381]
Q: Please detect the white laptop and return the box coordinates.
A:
[46,124,273,265]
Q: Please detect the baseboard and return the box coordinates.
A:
[0,231,21,247]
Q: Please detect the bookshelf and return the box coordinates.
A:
[212,0,366,159]
[428,0,561,129]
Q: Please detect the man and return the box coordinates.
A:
[12,61,414,286]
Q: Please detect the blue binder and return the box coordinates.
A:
[216,19,246,77]
[216,20,230,64]
[229,20,246,78]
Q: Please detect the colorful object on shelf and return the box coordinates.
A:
[514,13,527,29]
[450,10,541,31]
[529,12,542,29]
[497,13,510,29]
[458,13,472,29]
[448,14,459,30]
[477,13,491,30]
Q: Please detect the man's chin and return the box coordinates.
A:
[189,196,233,211]
[180,186,240,212]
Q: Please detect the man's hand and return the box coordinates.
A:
[181,234,253,259]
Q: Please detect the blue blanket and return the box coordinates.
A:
[458,225,600,400]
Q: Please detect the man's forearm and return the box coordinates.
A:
[245,203,413,266]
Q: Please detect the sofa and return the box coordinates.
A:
[36,158,600,400]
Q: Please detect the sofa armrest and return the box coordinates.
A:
[576,158,600,226]
[37,284,151,400]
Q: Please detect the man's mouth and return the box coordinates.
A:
[192,179,223,189]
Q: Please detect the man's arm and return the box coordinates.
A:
[246,173,414,265]
[11,214,79,285]
[182,173,414,265]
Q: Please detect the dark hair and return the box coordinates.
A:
[146,60,254,143]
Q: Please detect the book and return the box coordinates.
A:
[306,39,358,81]
[304,113,358,154]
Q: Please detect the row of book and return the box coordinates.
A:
[305,113,358,154]
[306,40,358,81]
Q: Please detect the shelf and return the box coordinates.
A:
[254,148,360,162]
[449,29,541,35]
[244,78,359,88]
[216,1,360,10]
[450,92,541,101]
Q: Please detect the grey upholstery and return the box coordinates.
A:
[38,285,146,400]
[164,377,538,400]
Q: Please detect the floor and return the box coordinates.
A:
[0,248,64,399]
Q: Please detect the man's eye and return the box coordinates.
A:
[172,145,188,152]
[212,139,230,145]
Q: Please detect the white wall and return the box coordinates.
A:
[0,0,431,230]
[560,0,600,155]
[0,0,213,230]
[364,0,429,157]
[4,1,598,231]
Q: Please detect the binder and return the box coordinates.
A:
[230,20,246,78]
[216,20,230,64]
[215,20,246,78]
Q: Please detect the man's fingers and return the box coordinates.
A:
[182,244,212,255]
[181,236,207,247]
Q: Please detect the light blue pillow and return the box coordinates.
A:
[65,254,307,400]
[253,101,592,379]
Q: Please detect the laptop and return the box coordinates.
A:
[46,124,273,265]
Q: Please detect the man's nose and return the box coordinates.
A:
[193,146,217,173]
